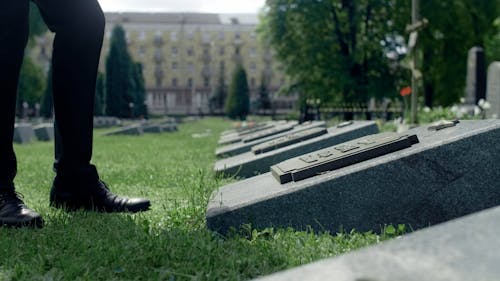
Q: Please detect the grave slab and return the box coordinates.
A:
[33,123,54,141]
[218,121,288,145]
[103,124,143,136]
[486,61,500,118]
[207,120,500,235]
[255,206,500,281]
[142,123,163,134]
[216,121,327,158]
[13,123,35,144]
[214,121,378,179]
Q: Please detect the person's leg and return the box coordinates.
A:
[35,0,150,212]
[0,1,43,228]
[0,1,29,189]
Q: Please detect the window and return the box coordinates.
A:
[172,46,178,56]
[187,78,193,87]
[172,78,178,87]
[138,46,146,57]
[218,31,225,40]
[139,31,146,41]
[172,62,178,70]
[219,46,225,56]
[187,63,194,72]
[250,47,257,57]
[250,62,257,73]
[235,31,241,40]
[187,48,194,56]
[204,77,210,87]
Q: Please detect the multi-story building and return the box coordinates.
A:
[33,12,297,116]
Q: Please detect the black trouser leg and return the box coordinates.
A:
[35,0,105,183]
[0,1,30,189]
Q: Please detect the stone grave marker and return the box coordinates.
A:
[142,123,163,134]
[486,61,500,118]
[94,117,121,128]
[216,121,327,158]
[465,46,486,104]
[207,120,500,235]
[103,124,143,136]
[218,122,285,146]
[214,121,378,179]
[33,123,54,141]
[13,123,35,144]
[256,206,500,281]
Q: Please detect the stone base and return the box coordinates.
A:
[33,123,54,141]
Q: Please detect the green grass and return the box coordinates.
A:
[0,118,389,281]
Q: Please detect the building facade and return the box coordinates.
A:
[33,12,297,116]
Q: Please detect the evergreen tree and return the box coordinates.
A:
[105,25,134,117]
[94,72,105,116]
[130,63,147,117]
[40,64,53,118]
[17,56,45,116]
[225,64,250,120]
[257,75,271,113]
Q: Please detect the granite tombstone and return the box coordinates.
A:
[13,123,35,144]
[256,206,500,281]
[214,121,378,179]
[216,121,327,158]
[486,61,500,118]
[33,123,54,141]
[207,120,500,234]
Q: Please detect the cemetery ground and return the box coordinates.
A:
[2,117,403,280]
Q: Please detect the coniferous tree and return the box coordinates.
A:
[258,75,271,113]
[40,64,53,118]
[94,72,105,116]
[130,63,147,118]
[17,56,45,116]
[225,64,250,120]
[105,25,134,117]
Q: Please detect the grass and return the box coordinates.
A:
[0,117,390,281]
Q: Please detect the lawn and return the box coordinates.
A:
[0,118,388,281]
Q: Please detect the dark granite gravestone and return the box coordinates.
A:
[214,121,378,179]
[33,123,54,141]
[207,120,500,235]
[255,206,500,281]
[486,61,500,119]
[218,122,289,146]
[465,46,486,104]
[142,123,163,133]
[216,121,327,158]
[103,124,143,136]
[94,117,121,128]
[13,123,35,144]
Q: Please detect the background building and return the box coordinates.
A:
[33,12,297,116]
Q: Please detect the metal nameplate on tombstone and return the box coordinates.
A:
[251,127,328,155]
[242,124,295,143]
[271,133,419,184]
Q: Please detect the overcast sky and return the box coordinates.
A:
[98,0,266,13]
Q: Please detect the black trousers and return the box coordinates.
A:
[0,0,105,188]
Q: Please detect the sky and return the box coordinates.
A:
[98,0,266,14]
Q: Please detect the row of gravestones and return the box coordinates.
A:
[208,118,500,280]
[13,123,54,144]
[103,118,178,136]
[465,47,499,118]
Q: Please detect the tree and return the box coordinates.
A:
[261,0,404,109]
[29,3,47,40]
[17,56,45,116]
[212,64,227,112]
[225,64,250,120]
[130,63,147,118]
[257,74,271,113]
[40,64,53,118]
[105,25,134,117]
[94,72,105,116]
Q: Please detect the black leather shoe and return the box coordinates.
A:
[0,189,43,228]
[50,180,151,213]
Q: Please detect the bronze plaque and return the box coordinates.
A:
[251,127,328,155]
[271,133,419,184]
[242,125,295,143]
